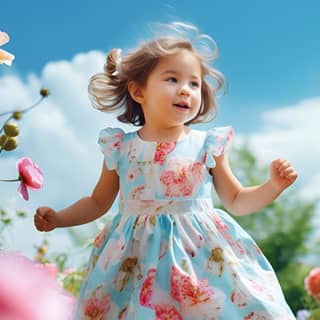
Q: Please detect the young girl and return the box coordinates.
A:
[34,22,298,319]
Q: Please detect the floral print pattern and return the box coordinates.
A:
[74,127,295,319]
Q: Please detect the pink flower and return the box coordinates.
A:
[0,31,15,66]
[17,157,43,200]
[305,268,320,302]
[0,252,73,320]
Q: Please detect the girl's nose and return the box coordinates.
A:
[178,85,190,97]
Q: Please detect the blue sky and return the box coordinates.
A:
[2,0,319,130]
[0,0,319,265]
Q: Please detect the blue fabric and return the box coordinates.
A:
[74,127,295,319]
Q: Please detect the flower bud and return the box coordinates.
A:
[4,123,19,137]
[12,111,23,120]
[0,134,8,147]
[40,88,50,97]
[2,136,18,151]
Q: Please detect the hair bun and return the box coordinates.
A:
[105,48,122,76]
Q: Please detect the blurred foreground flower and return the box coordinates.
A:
[305,268,320,304]
[0,251,73,320]
[296,309,311,320]
[300,267,320,319]
[0,157,43,200]
[0,31,15,66]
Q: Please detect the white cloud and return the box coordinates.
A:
[0,51,319,267]
[0,51,130,266]
[240,97,320,199]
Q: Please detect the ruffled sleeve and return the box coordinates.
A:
[98,127,125,171]
[204,126,234,168]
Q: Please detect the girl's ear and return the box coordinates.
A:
[128,81,144,104]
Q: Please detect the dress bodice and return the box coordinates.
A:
[98,127,234,204]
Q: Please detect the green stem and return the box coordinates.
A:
[0,96,45,134]
[0,178,20,182]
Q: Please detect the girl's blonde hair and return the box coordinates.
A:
[88,22,226,126]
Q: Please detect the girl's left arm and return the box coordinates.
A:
[211,153,298,216]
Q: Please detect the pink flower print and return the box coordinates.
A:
[154,142,176,165]
[97,235,126,271]
[93,225,109,248]
[99,132,123,154]
[170,266,213,305]
[201,152,207,165]
[154,304,183,320]
[159,240,168,260]
[170,266,225,318]
[111,133,123,150]
[160,162,205,197]
[130,185,146,200]
[211,212,246,256]
[230,288,248,308]
[83,290,111,320]
[127,165,139,182]
[140,268,157,308]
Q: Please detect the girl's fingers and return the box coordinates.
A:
[278,162,291,172]
[286,171,298,182]
[279,166,294,177]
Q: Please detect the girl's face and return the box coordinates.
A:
[139,49,202,129]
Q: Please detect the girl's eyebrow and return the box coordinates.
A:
[160,70,200,79]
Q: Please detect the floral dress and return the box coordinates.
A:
[74,127,295,320]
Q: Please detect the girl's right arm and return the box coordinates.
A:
[34,161,119,231]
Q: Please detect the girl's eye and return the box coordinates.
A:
[166,77,177,83]
[191,81,200,88]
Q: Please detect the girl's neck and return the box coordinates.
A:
[137,125,190,142]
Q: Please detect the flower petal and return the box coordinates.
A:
[18,182,29,201]
[0,49,15,66]
[0,31,9,46]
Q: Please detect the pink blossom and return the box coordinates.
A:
[17,157,43,200]
[0,31,15,66]
[305,268,320,302]
[0,252,73,320]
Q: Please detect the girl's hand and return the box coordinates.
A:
[269,158,298,192]
[34,207,58,232]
